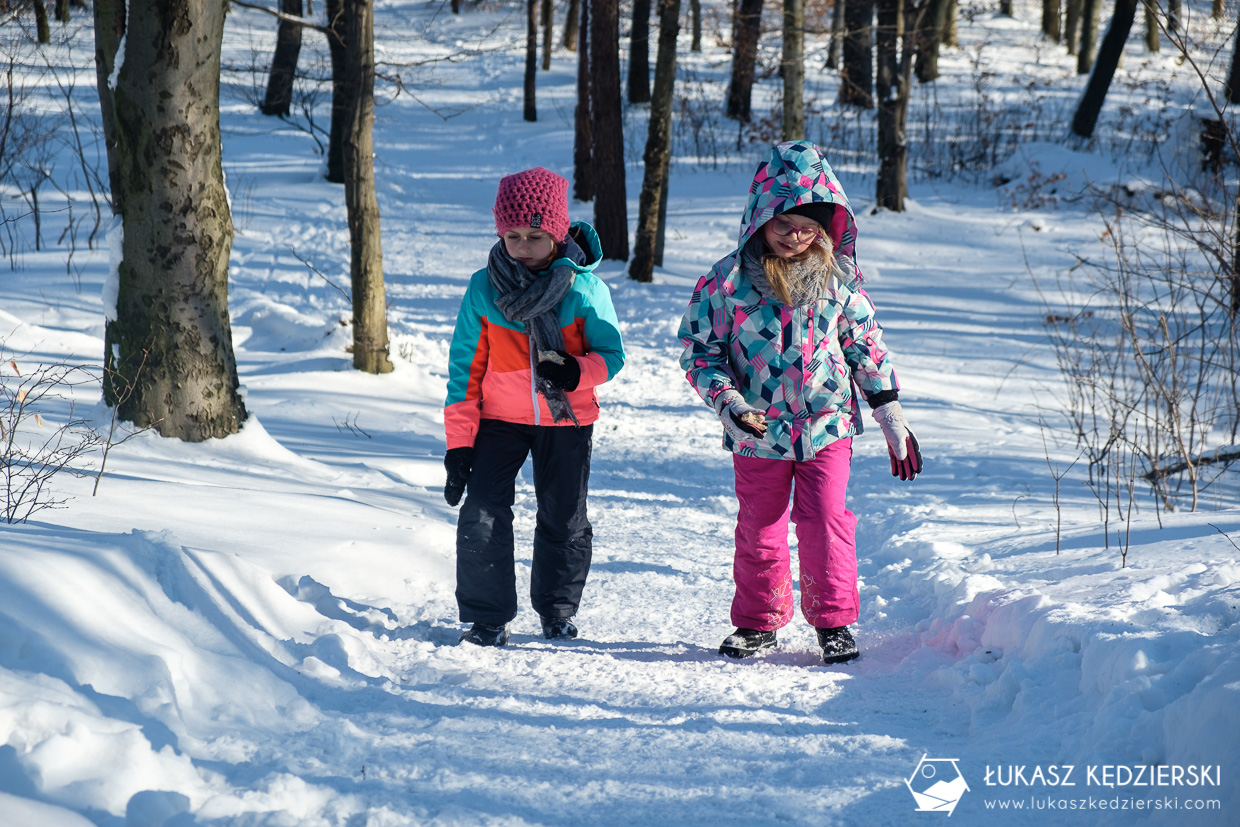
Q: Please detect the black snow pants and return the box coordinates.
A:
[455,418,594,626]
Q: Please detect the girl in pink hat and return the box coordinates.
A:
[442,168,626,647]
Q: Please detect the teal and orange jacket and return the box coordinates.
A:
[444,222,625,450]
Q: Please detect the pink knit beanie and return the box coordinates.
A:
[493,167,570,241]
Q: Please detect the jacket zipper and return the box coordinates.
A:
[528,335,541,426]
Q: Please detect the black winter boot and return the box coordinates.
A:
[541,616,578,640]
[816,625,859,664]
[459,623,510,647]
[719,628,778,659]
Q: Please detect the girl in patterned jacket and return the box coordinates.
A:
[678,142,922,664]
[443,167,625,647]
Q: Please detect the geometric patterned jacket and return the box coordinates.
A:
[678,142,899,461]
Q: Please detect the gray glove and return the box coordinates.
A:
[713,389,767,443]
[872,401,922,481]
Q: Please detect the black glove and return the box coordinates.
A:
[443,446,474,506]
[535,349,581,391]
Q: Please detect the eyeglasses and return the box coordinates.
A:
[768,216,822,244]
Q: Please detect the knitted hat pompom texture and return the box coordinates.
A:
[493,167,570,241]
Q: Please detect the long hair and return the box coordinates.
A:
[762,240,835,305]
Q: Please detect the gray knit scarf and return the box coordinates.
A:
[488,237,582,424]
[740,236,835,308]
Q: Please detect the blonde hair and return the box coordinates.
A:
[762,241,835,305]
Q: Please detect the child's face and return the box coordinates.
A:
[762,214,823,258]
[502,228,556,269]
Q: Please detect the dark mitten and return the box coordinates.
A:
[535,349,581,391]
[443,446,474,506]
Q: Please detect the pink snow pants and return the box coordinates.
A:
[730,438,859,631]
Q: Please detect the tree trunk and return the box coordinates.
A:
[1077,0,1100,75]
[629,0,652,103]
[325,0,349,182]
[33,0,51,43]
[1143,0,1158,52]
[103,0,247,441]
[1228,14,1240,103]
[690,0,702,51]
[782,0,804,140]
[915,0,948,83]
[525,0,538,120]
[543,0,553,70]
[631,0,681,283]
[874,0,907,210]
[1065,0,1082,54]
[945,0,958,47]
[1000,0,1013,14]
[840,0,874,108]
[591,0,629,259]
[827,0,844,70]
[93,0,125,214]
[57,0,70,23]
[563,0,580,50]
[262,0,303,117]
[1213,0,1223,20]
[1043,0,1062,42]
[1071,0,1138,139]
[573,0,593,201]
[726,0,764,120]
[342,0,393,374]
[1166,0,1180,34]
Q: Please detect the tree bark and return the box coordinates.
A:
[591,0,629,259]
[827,0,844,70]
[563,0,580,50]
[945,0,958,47]
[840,0,874,108]
[57,0,70,23]
[726,0,764,120]
[33,0,51,43]
[1228,12,1240,104]
[1072,0,1138,139]
[1166,0,1180,33]
[690,0,702,51]
[631,0,681,283]
[1213,0,1223,20]
[915,0,948,83]
[543,0,554,70]
[525,0,538,120]
[1143,0,1158,52]
[342,0,392,374]
[1043,0,1062,42]
[93,0,125,214]
[1077,0,1100,75]
[103,0,247,441]
[875,0,907,210]
[629,0,652,103]
[325,0,349,182]
[782,0,804,140]
[1065,0,1082,54]
[573,0,593,202]
[262,0,304,117]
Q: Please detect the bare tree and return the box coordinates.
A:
[1143,0,1159,52]
[726,0,764,120]
[915,0,951,83]
[840,0,874,108]
[591,0,629,260]
[97,0,248,440]
[525,0,538,120]
[262,0,304,116]
[629,0,651,103]
[342,0,393,374]
[573,0,592,201]
[1077,0,1100,74]
[563,0,580,50]
[690,0,701,51]
[1228,10,1240,104]
[827,0,845,69]
[1065,0,1083,54]
[1071,0,1139,140]
[92,0,124,210]
[543,0,553,70]
[1043,0,1062,42]
[783,0,804,140]
[631,0,681,283]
